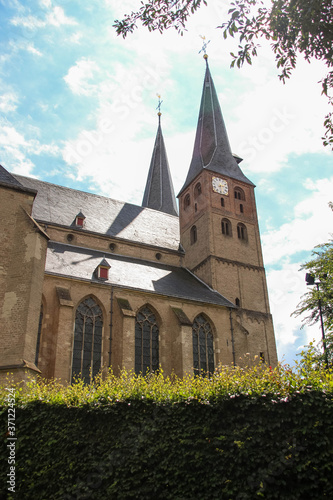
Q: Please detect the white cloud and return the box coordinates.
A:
[0,92,18,113]
[63,58,100,96]
[0,125,27,148]
[10,15,45,30]
[262,177,333,266]
[68,32,83,44]
[62,54,175,199]
[8,39,43,56]
[39,0,52,8]
[26,44,43,56]
[46,6,77,27]
[229,58,329,174]
[10,6,76,31]
[0,123,60,176]
[263,177,333,362]
[267,258,326,365]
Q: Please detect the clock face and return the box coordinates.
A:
[212,177,228,195]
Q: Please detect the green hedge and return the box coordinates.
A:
[1,362,333,499]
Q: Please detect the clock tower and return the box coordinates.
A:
[178,56,278,366]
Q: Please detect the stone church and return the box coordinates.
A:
[0,57,278,384]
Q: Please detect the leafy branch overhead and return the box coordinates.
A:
[113,0,207,37]
[113,0,333,148]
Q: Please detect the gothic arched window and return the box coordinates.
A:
[192,314,214,377]
[190,225,197,244]
[221,218,232,236]
[71,297,103,384]
[135,306,159,375]
[237,223,247,241]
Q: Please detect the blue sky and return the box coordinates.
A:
[1,0,332,366]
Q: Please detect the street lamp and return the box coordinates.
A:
[305,273,328,368]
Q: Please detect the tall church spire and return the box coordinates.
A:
[179,56,253,195]
[142,112,178,216]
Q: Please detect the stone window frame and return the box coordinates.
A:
[194,182,202,198]
[184,193,191,210]
[192,314,215,377]
[71,296,103,384]
[190,225,197,245]
[135,305,159,375]
[234,187,245,201]
[221,218,232,237]
[237,223,247,241]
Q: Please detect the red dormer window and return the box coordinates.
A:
[98,266,109,279]
[95,258,111,280]
[76,216,84,226]
[75,211,86,227]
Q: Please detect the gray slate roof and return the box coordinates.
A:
[179,59,254,195]
[14,175,180,251]
[142,117,178,216]
[46,241,234,307]
[0,164,36,193]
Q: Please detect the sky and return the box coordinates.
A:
[1,0,332,366]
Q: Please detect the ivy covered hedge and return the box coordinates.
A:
[1,360,333,499]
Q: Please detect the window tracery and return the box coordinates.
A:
[135,306,159,375]
[192,314,214,376]
[71,297,103,384]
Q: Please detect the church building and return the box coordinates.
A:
[0,56,278,384]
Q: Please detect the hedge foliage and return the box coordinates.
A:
[1,358,333,499]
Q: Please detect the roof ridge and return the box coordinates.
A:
[14,173,179,219]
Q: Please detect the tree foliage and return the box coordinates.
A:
[113,0,207,37]
[292,207,333,368]
[220,0,333,147]
[113,0,333,147]
[293,240,333,331]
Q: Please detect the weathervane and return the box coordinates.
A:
[199,35,210,58]
[156,93,163,116]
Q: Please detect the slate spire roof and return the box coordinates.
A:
[179,57,253,195]
[142,114,178,216]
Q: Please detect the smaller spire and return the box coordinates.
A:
[142,101,178,217]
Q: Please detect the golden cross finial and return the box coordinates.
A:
[199,35,210,59]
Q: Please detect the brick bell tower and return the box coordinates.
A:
[178,56,278,366]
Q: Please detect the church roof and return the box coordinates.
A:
[179,59,253,196]
[142,116,178,216]
[46,241,235,308]
[14,174,180,251]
